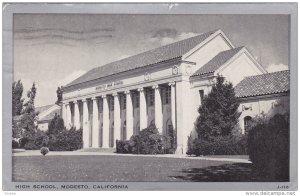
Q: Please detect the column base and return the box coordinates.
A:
[175,144,184,154]
[78,147,116,153]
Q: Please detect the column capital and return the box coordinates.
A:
[168,82,176,86]
[112,92,119,97]
[73,100,79,104]
[91,97,98,101]
[101,95,107,99]
[82,98,88,103]
[124,90,131,94]
[137,87,144,92]
[152,84,159,90]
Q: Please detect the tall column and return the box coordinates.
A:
[153,84,163,133]
[62,103,67,125]
[169,82,176,130]
[82,99,89,148]
[73,101,80,129]
[125,90,133,139]
[102,95,109,148]
[66,103,72,129]
[175,79,192,154]
[138,87,147,130]
[113,93,121,146]
[92,97,99,148]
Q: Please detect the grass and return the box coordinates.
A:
[12,155,269,182]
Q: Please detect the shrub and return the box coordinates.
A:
[19,130,49,150]
[248,113,289,181]
[19,137,29,148]
[116,140,131,153]
[116,125,173,154]
[12,140,19,149]
[188,134,248,156]
[40,147,49,156]
[47,127,82,151]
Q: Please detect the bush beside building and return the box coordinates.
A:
[116,124,175,154]
[248,113,289,181]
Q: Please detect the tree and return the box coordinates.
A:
[55,86,63,105]
[12,80,24,116]
[20,82,38,137]
[195,75,240,140]
[47,113,65,135]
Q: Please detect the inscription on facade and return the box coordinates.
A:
[95,80,124,91]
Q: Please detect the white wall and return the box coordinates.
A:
[238,95,290,133]
[185,34,232,74]
[218,51,264,86]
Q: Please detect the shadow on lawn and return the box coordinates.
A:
[171,163,280,182]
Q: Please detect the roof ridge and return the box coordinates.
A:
[94,29,218,69]
[192,46,245,77]
[244,69,290,79]
[65,29,220,88]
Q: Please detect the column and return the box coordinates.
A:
[62,102,67,125]
[169,82,176,131]
[102,95,109,148]
[125,90,133,139]
[82,99,89,148]
[153,84,163,133]
[66,103,72,129]
[175,79,192,154]
[113,93,121,146]
[92,97,99,148]
[138,87,147,130]
[73,101,80,129]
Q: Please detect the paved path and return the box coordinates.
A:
[13,150,251,163]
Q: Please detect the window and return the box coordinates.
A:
[199,90,204,104]
[123,95,126,110]
[135,93,140,108]
[149,90,154,106]
[110,98,114,111]
[165,87,171,104]
[244,116,252,133]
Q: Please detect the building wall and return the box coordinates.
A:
[38,122,48,131]
[217,51,265,86]
[238,94,290,133]
[185,33,233,72]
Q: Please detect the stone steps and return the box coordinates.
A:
[77,148,116,153]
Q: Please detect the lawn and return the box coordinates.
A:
[12,155,267,182]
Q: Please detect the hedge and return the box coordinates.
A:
[187,134,248,156]
[116,125,175,154]
[248,113,289,181]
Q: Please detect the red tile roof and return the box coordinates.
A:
[65,30,218,88]
[35,104,54,114]
[38,108,61,122]
[192,47,243,76]
[234,70,290,98]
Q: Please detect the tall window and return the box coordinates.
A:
[149,90,154,106]
[199,90,204,104]
[165,87,171,104]
[122,95,126,110]
[135,93,140,108]
[110,98,114,111]
[244,116,252,133]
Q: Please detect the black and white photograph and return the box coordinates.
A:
[3,3,297,192]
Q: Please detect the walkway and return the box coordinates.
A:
[13,150,251,163]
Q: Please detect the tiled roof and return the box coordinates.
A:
[234,70,290,98]
[36,104,54,114]
[65,30,218,88]
[192,47,243,76]
[38,108,61,122]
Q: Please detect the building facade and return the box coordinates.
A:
[62,29,289,154]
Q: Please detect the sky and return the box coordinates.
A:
[13,14,289,107]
